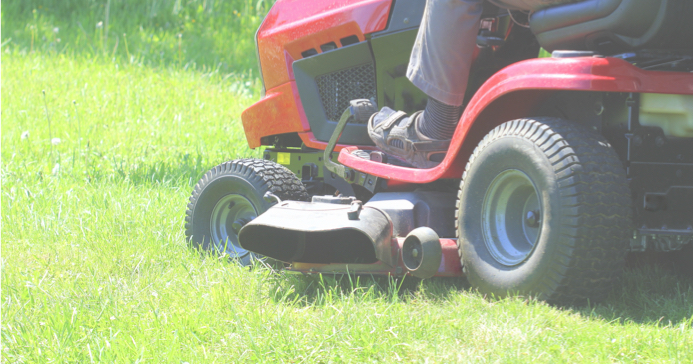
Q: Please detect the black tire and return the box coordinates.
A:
[456,117,632,305]
[185,158,309,265]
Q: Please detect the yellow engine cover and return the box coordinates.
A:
[640,93,693,138]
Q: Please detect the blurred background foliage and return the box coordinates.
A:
[1,0,274,75]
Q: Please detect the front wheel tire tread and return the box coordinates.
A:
[185,158,309,254]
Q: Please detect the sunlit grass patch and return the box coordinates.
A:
[2,51,260,188]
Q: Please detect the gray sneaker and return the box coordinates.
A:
[367,107,450,169]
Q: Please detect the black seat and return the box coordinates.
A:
[530,0,693,54]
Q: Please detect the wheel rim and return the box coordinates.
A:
[210,194,258,258]
[481,169,542,266]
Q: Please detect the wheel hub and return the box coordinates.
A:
[525,210,540,228]
[210,194,257,258]
[482,169,542,266]
[231,217,253,235]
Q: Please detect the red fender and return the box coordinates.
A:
[339,56,693,183]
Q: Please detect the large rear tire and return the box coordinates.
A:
[185,159,309,265]
[456,117,632,305]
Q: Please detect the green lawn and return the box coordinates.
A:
[2,1,692,362]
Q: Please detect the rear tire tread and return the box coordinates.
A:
[456,117,632,305]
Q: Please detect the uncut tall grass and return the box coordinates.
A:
[2,0,271,74]
[2,1,693,362]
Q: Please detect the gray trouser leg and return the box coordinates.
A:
[490,0,581,11]
[407,0,582,106]
[406,0,484,107]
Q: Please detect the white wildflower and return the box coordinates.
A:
[52,163,60,175]
[53,27,59,34]
[21,131,29,140]
[96,21,103,29]
[51,138,61,145]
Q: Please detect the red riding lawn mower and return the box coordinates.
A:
[185,0,693,305]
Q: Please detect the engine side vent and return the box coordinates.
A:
[301,48,318,58]
[293,40,375,144]
[315,63,376,121]
[320,42,338,52]
[340,35,360,46]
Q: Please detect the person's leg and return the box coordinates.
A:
[488,0,581,12]
[410,0,484,140]
[368,0,483,168]
[408,0,484,108]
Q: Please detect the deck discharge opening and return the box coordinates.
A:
[239,226,378,264]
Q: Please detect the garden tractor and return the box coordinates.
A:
[185,0,693,305]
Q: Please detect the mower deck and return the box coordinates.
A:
[285,238,463,277]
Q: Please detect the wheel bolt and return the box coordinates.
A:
[525,210,540,228]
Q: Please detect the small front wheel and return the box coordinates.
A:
[456,117,632,305]
[185,158,309,265]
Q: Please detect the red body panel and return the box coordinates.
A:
[339,56,693,183]
[243,0,391,148]
[242,82,308,148]
[257,0,391,91]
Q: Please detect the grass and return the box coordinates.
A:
[2,2,693,363]
[1,0,271,74]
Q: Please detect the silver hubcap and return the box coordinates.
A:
[210,194,257,257]
[482,169,542,266]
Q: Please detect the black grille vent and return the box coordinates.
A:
[315,63,376,122]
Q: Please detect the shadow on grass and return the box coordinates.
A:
[266,260,692,327]
[591,263,693,326]
[268,271,467,305]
